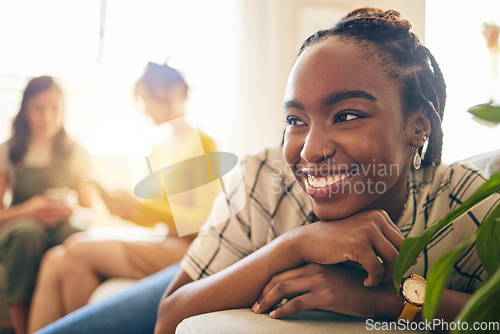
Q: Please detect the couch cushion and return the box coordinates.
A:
[460,149,500,177]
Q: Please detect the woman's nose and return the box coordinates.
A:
[299,127,334,163]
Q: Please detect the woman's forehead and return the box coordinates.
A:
[285,38,396,101]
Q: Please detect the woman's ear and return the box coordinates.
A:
[407,108,431,147]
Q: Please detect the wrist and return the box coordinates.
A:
[17,202,32,216]
[271,230,304,270]
[282,225,309,264]
[375,285,405,319]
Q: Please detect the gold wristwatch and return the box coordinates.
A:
[397,274,426,322]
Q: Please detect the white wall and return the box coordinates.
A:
[426,0,500,163]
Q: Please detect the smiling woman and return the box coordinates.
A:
[152,8,498,334]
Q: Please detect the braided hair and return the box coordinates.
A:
[299,8,446,166]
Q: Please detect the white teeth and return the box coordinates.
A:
[312,178,320,187]
[319,178,326,187]
[326,176,334,186]
[306,173,348,188]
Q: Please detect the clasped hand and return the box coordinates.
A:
[23,195,73,227]
[253,210,405,319]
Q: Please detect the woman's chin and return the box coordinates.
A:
[311,204,353,222]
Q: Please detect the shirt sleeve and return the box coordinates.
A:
[0,141,13,186]
[0,142,10,171]
[180,156,257,281]
[130,177,221,233]
[199,132,217,153]
[130,132,222,233]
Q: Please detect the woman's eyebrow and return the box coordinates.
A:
[282,100,304,111]
[323,90,377,106]
[283,90,377,112]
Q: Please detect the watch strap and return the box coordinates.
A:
[397,301,421,322]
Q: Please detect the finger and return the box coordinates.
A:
[375,210,404,250]
[38,218,53,227]
[378,210,418,266]
[346,225,388,287]
[254,276,312,314]
[257,265,312,305]
[269,294,316,319]
[355,249,385,287]
[36,211,51,219]
[99,190,113,203]
[371,235,399,283]
[375,210,399,231]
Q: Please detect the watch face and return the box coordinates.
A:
[402,276,426,305]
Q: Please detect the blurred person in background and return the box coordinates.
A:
[0,76,92,334]
[28,62,220,332]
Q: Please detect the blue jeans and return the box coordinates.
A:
[37,263,180,334]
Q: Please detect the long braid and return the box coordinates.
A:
[298,8,446,166]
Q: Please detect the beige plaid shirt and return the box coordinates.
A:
[181,146,499,293]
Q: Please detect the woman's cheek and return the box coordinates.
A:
[282,133,302,165]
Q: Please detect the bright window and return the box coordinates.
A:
[426,0,500,163]
[0,0,238,156]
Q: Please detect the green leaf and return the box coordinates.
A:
[453,268,500,334]
[468,102,500,124]
[393,170,500,291]
[422,235,475,326]
[475,205,500,275]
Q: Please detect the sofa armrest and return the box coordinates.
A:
[175,309,424,334]
[460,149,500,177]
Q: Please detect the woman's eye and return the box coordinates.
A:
[335,112,360,123]
[286,117,306,126]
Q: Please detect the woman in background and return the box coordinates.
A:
[0,76,92,334]
[154,8,498,333]
[28,63,219,333]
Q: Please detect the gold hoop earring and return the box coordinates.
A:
[412,148,422,170]
[321,148,327,159]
